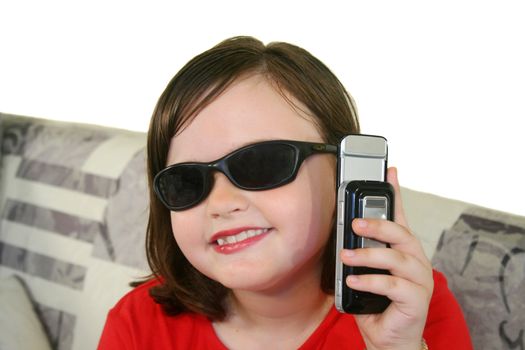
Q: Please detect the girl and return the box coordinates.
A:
[98,36,472,349]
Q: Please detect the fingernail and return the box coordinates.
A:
[343,249,356,258]
[354,219,368,228]
[347,275,359,284]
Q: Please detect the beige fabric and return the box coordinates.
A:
[401,187,471,259]
[0,275,52,350]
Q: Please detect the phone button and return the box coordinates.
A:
[338,201,345,225]
[361,195,388,220]
[362,237,387,249]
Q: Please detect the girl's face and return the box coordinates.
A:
[167,75,336,293]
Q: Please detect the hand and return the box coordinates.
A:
[340,167,434,350]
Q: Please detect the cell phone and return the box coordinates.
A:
[334,134,394,314]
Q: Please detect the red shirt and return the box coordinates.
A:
[98,270,472,349]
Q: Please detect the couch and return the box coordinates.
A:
[0,113,523,350]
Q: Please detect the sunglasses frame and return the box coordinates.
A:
[153,139,337,211]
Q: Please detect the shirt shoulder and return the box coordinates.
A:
[109,278,160,316]
[98,279,227,350]
[424,269,474,349]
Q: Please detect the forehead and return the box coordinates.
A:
[166,75,323,164]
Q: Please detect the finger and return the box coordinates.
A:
[346,274,431,317]
[352,218,430,266]
[352,218,409,245]
[386,167,409,228]
[341,248,433,288]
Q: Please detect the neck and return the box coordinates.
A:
[213,258,334,349]
[230,269,332,323]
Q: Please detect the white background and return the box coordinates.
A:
[1,0,523,215]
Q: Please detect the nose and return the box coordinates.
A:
[206,172,249,217]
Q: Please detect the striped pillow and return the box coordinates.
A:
[0,114,149,350]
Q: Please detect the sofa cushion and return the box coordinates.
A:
[0,114,149,350]
[0,113,4,171]
[432,207,525,350]
[0,274,52,350]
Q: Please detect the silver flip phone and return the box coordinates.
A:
[335,134,394,314]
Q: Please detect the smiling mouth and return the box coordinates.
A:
[215,228,270,246]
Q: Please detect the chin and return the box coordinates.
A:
[216,270,285,293]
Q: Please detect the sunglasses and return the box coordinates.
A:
[153,140,337,211]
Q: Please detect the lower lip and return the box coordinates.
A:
[213,230,271,255]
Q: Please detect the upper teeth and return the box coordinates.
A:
[216,228,269,246]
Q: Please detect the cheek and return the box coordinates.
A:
[267,158,336,248]
[169,211,205,258]
[301,157,336,222]
[301,162,336,241]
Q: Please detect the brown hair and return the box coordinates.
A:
[140,36,360,320]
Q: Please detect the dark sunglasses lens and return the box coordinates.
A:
[157,166,205,209]
[228,143,297,188]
